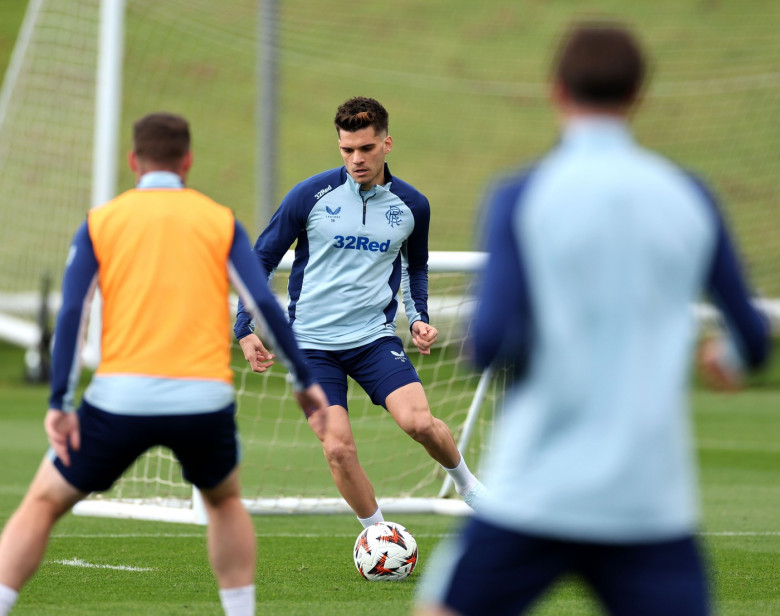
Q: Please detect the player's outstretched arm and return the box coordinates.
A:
[411,321,438,355]
[234,186,310,342]
[238,333,275,374]
[469,178,533,370]
[229,221,317,396]
[701,181,771,376]
[49,222,99,414]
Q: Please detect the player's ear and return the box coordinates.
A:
[181,150,193,174]
[384,135,393,154]
[550,80,576,123]
[128,150,139,174]
[550,79,567,108]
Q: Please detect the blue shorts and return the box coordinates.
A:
[53,400,239,493]
[302,336,421,410]
[424,517,709,616]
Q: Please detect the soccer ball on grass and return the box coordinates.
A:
[353,521,418,581]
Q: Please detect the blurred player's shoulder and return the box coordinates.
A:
[480,161,541,214]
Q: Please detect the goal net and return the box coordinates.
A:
[74,254,510,522]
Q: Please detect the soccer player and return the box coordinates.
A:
[234,97,485,528]
[415,23,771,616]
[0,112,328,616]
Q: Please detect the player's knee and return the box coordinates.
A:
[21,491,71,523]
[201,490,242,513]
[322,438,358,468]
[398,410,435,443]
[199,468,241,507]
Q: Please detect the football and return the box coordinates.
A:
[353,521,418,581]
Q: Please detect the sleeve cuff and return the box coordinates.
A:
[233,322,255,341]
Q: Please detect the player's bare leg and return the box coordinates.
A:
[0,458,84,591]
[386,382,460,466]
[308,405,379,519]
[200,467,256,590]
[386,382,485,508]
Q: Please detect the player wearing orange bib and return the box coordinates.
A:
[0,113,328,616]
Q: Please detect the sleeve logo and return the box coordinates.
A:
[314,185,333,200]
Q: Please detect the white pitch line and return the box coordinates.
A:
[51,558,154,572]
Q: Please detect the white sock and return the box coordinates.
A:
[0,584,19,616]
[219,584,255,616]
[443,454,478,495]
[357,506,384,528]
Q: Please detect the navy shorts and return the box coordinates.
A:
[428,517,710,616]
[301,336,421,410]
[53,400,239,493]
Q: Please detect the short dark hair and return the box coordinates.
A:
[133,112,190,165]
[554,23,645,106]
[334,97,389,135]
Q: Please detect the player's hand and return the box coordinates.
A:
[697,337,743,392]
[296,384,329,432]
[239,333,276,373]
[45,409,80,467]
[411,321,438,355]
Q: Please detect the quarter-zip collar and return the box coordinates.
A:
[345,163,394,197]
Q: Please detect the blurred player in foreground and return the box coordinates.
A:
[416,23,771,616]
[0,112,328,616]
[235,96,485,528]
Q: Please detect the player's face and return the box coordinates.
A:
[338,127,392,190]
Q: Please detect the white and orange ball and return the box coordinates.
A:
[353,521,418,581]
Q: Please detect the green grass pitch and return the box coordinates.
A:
[0,1,778,613]
[0,341,778,615]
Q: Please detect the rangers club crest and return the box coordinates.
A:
[385,205,402,228]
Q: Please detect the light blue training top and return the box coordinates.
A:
[470,117,770,542]
[235,164,430,350]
